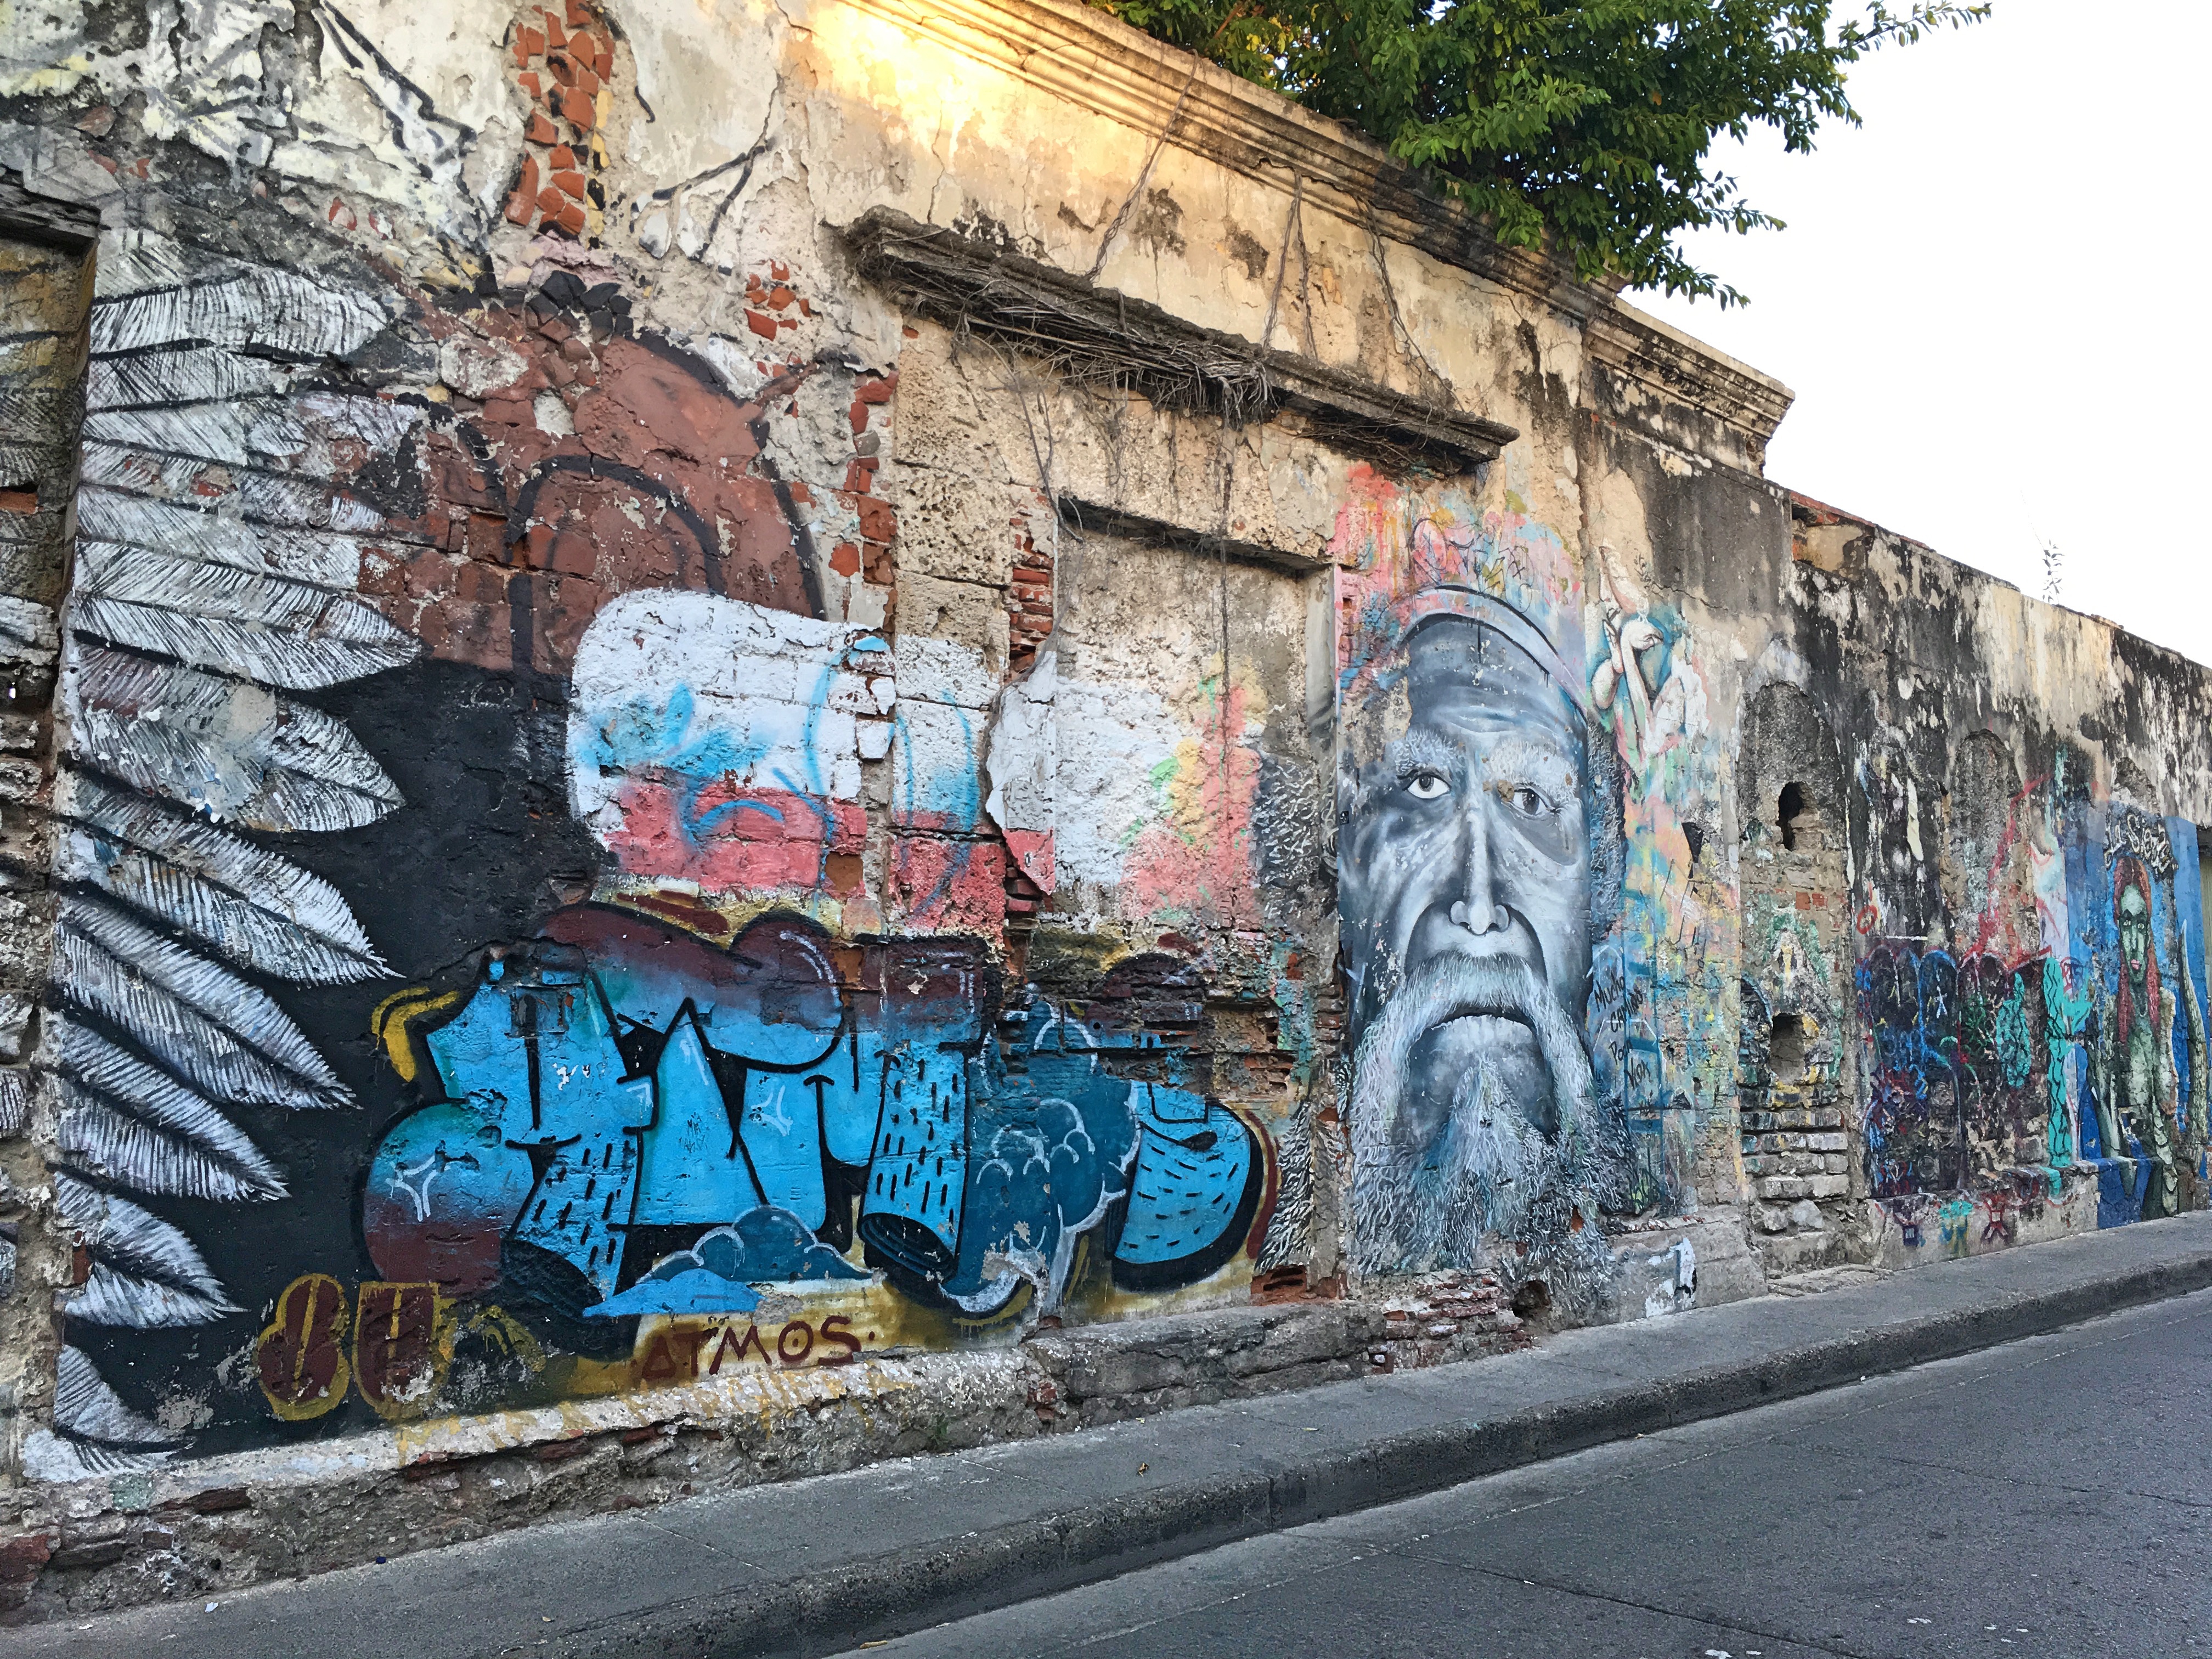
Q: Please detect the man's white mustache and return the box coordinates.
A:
[1348,951,1600,1276]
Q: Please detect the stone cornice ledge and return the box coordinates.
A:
[837,0,1796,452]
[848,207,1521,472]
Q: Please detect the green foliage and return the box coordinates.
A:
[1088,0,1989,303]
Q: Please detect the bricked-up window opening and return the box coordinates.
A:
[1769,1013,1808,1082]
[1778,781,1807,850]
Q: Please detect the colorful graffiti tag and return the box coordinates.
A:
[331,589,1274,1413]
[1859,799,2209,1239]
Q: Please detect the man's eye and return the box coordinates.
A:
[1504,785,1559,819]
[1404,771,1451,801]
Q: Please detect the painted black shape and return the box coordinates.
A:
[60,658,601,1456]
[499,1238,634,1358]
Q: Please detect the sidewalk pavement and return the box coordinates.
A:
[23,1210,2212,1659]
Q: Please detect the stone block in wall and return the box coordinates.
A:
[1023,1299,1389,1419]
[889,465,1034,587]
[895,572,1008,689]
[1808,1175,1850,1199]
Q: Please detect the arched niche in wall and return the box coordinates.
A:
[1734,682,1856,1267]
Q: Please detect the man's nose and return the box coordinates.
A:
[1447,790,1504,935]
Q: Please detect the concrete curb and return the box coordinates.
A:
[544,1244,2212,1659]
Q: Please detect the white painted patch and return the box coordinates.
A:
[568,590,893,840]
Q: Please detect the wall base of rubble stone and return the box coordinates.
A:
[0,1217,1754,1626]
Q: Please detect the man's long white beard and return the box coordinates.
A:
[1349,952,1604,1278]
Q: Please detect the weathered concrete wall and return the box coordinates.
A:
[0,0,2205,1620]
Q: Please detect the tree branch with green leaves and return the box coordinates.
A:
[1088,0,1990,304]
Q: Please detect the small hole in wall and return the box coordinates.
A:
[1769,1013,1808,1082]
[1510,1279,1550,1321]
[1778,781,1807,850]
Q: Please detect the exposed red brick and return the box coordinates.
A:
[560,89,595,128]
[519,70,541,97]
[549,143,576,170]
[745,309,778,340]
[0,489,36,515]
[544,9,568,49]
[549,52,577,87]
[552,169,586,199]
[855,374,898,404]
[829,541,861,577]
[573,64,600,97]
[556,200,586,234]
[856,498,896,542]
[527,111,558,145]
[767,286,794,311]
[549,533,596,578]
[0,1533,53,1609]
[536,185,568,218]
[848,399,868,435]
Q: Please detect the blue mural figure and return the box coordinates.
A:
[364,907,1264,1330]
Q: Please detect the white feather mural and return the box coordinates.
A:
[44,226,419,1472]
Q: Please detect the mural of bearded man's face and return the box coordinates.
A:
[1339,606,1607,1273]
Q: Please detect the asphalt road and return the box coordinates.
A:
[836,1289,2212,1659]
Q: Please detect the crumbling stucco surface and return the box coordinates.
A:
[0,0,2207,1624]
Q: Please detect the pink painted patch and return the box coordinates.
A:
[606,777,866,895]
[1003,828,1055,894]
[1119,686,1262,929]
[890,831,1006,938]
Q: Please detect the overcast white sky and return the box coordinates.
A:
[1628,0,2212,669]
